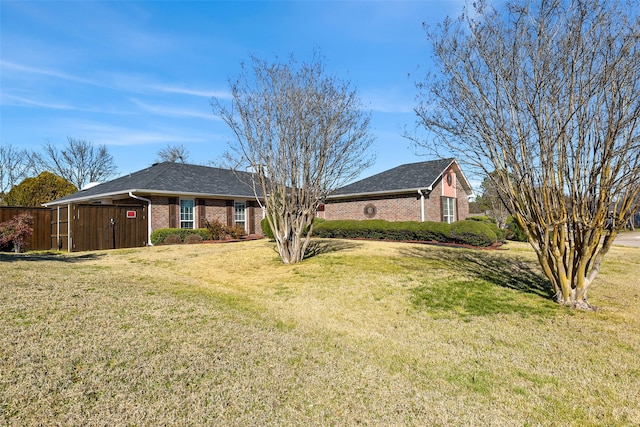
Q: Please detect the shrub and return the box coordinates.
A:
[260,217,274,240]
[314,219,455,243]
[0,214,33,253]
[205,218,227,240]
[415,221,452,242]
[449,220,497,247]
[163,234,182,245]
[227,224,246,239]
[469,215,507,241]
[184,234,203,244]
[506,216,528,242]
[314,220,360,239]
[261,216,325,240]
[150,228,209,245]
[468,215,494,223]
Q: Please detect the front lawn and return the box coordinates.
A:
[1,239,639,426]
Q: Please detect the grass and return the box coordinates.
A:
[1,239,639,426]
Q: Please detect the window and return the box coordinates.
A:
[180,199,194,229]
[443,197,455,224]
[234,202,246,230]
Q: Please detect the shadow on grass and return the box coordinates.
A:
[0,252,105,263]
[305,240,363,259]
[400,246,557,318]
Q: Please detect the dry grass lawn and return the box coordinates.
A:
[1,238,639,426]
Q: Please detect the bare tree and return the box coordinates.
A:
[413,0,640,308]
[31,137,118,189]
[212,53,375,263]
[156,144,190,163]
[0,143,31,200]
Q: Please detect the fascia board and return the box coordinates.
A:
[44,189,260,206]
[326,187,431,200]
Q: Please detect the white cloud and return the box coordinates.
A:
[129,98,218,120]
[0,93,74,110]
[0,60,100,86]
[149,84,232,100]
[61,121,219,147]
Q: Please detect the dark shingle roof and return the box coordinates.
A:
[331,158,462,197]
[45,162,260,206]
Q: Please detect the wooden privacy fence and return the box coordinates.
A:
[0,207,52,251]
[52,204,148,252]
[1,204,148,252]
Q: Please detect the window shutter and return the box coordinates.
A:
[196,199,206,228]
[248,203,255,234]
[169,197,178,228]
[226,200,234,227]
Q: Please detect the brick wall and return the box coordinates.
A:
[324,170,471,223]
[324,194,424,222]
[149,196,263,236]
[456,178,470,221]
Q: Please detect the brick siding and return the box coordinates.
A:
[324,171,470,223]
[149,196,264,236]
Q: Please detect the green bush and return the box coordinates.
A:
[314,219,454,243]
[506,216,528,242]
[261,216,326,240]
[260,217,275,239]
[150,228,209,245]
[301,219,497,247]
[468,215,507,241]
[449,220,497,247]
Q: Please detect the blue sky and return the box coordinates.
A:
[1,0,471,184]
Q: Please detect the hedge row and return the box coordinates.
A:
[313,219,500,247]
[150,228,210,245]
[260,217,325,240]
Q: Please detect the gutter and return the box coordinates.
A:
[129,192,153,246]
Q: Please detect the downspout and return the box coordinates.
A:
[418,185,433,222]
[129,192,153,246]
[418,190,425,222]
[57,206,60,250]
[67,204,72,252]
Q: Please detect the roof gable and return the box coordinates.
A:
[45,162,260,205]
[330,158,472,197]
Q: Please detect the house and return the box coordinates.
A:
[321,158,474,223]
[44,162,265,247]
[43,158,473,251]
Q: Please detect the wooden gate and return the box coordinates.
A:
[51,204,148,252]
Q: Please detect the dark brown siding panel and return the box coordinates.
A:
[65,205,147,252]
[0,207,52,250]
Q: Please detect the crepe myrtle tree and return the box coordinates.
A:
[413,0,640,308]
[212,53,375,263]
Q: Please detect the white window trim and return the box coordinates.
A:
[234,201,247,231]
[179,198,195,229]
[443,197,455,224]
